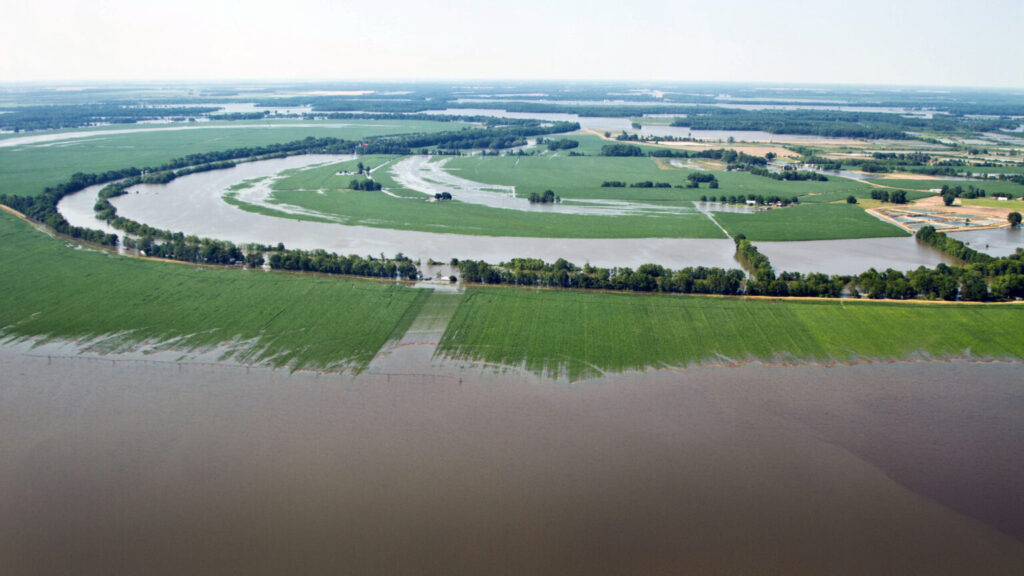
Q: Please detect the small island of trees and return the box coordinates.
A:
[528,190,560,204]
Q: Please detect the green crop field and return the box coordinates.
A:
[439,287,1024,381]
[0,120,466,198]
[880,178,1024,198]
[0,210,431,371]
[958,165,1024,174]
[714,203,908,241]
[961,197,1024,210]
[272,155,402,191]
[231,183,726,238]
[447,151,875,203]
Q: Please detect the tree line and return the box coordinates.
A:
[528,190,560,204]
[0,104,221,132]
[268,250,418,279]
[870,190,909,204]
[701,194,800,206]
[454,227,1024,301]
[457,258,745,294]
[746,166,827,181]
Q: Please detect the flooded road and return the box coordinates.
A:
[2,342,1023,575]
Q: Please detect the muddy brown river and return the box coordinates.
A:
[2,341,1023,575]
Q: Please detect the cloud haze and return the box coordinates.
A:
[2,0,1022,88]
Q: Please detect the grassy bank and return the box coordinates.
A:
[0,210,429,371]
[439,287,1024,380]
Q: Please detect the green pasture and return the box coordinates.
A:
[447,152,875,203]
[713,203,908,241]
[880,178,1024,197]
[439,287,1024,381]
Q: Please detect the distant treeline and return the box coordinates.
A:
[277,97,1024,132]
[666,108,1019,139]
[601,144,769,169]
[795,150,975,176]
[747,166,827,181]
[0,104,220,132]
[310,112,563,128]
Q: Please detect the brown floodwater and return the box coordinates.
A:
[2,342,1023,575]
[756,236,959,275]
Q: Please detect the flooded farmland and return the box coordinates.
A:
[756,236,959,275]
[58,155,743,270]
[57,156,961,274]
[2,342,1023,575]
[950,227,1024,257]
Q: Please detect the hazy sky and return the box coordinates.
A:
[2,0,1022,87]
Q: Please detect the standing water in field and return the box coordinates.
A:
[756,236,959,275]
[949,227,1024,257]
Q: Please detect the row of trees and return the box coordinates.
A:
[349,178,382,191]
[0,104,220,132]
[668,108,1019,140]
[701,194,800,206]
[870,190,909,204]
[269,250,418,279]
[941,184,988,199]
[747,166,828,181]
[456,226,1024,301]
[600,143,645,157]
[545,138,580,151]
[124,235,245,265]
[458,258,745,294]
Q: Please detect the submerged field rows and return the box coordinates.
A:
[0,211,430,371]
[438,287,1024,380]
